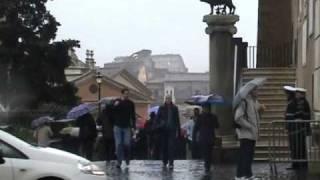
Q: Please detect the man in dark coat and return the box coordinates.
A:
[193,105,219,173]
[291,88,311,169]
[284,86,298,169]
[76,113,97,160]
[112,88,136,168]
[97,102,115,164]
[156,95,180,169]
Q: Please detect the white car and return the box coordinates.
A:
[0,129,106,180]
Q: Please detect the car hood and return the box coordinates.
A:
[27,147,89,165]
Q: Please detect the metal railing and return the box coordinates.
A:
[247,42,294,69]
[268,120,320,175]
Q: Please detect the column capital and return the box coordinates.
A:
[203,15,239,35]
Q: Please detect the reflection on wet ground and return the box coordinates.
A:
[94,160,320,180]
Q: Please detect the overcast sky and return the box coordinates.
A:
[47,0,258,72]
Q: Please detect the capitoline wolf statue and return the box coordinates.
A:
[200,0,236,15]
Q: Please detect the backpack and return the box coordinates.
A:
[233,99,248,129]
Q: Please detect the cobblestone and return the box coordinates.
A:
[94,160,320,180]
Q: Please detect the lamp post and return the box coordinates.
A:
[95,71,102,115]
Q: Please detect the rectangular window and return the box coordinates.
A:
[316,38,320,68]
[314,70,320,111]
[315,0,320,37]
[302,20,308,66]
[308,0,314,36]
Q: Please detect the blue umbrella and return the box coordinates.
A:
[66,103,96,119]
[185,94,225,106]
[148,106,159,114]
[31,116,54,129]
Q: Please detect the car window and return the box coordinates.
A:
[0,140,27,159]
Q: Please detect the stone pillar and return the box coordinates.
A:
[203,15,239,137]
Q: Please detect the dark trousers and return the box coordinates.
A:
[104,138,115,162]
[289,132,308,169]
[192,141,201,159]
[236,139,256,178]
[80,139,95,160]
[201,142,213,170]
[161,130,176,165]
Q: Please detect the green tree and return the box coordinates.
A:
[0,0,80,111]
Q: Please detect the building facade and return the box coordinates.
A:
[147,73,209,106]
[258,0,320,116]
[292,0,320,116]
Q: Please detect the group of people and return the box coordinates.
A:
[32,83,312,177]
[97,92,220,172]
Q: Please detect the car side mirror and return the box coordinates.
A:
[0,149,5,164]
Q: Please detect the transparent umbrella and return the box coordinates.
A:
[232,77,267,109]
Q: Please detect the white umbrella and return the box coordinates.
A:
[232,77,267,109]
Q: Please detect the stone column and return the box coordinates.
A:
[203,15,239,137]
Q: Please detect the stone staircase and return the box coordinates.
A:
[240,67,296,161]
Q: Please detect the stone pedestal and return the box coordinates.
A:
[203,15,239,137]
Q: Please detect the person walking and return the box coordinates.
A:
[97,101,115,165]
[156,95,181,169]
[145,112,157,159]
[182,107,201,159]
[76,113,97,161]
[193,105,219,173]
[234,86,265,180]
[112,88,136,168]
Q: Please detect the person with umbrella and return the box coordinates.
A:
[97,100,116,165]
[66,103,97,160]
[193,104,219,173]
[233,78,266,180]
[32,116,54,147]
[75,113,97,161]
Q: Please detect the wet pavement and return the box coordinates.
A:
[94,160,320,180]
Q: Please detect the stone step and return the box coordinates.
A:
[242,70,296,75]
[242,67,296,71]
[242,76,296,82]
[254,150,290,159]
[264,108,286,113]
[258,98,287,104]
[261,114,285,119]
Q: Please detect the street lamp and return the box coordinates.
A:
[95,71,102,115]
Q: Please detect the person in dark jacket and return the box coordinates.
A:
[76,113,97,160]
[284,86,299,169]
[291,87,311,169]
[97,102,115,164]
[145,112,157,159]
[193,105,219,173]
[112,88,136,168]
[156,95,180,169]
